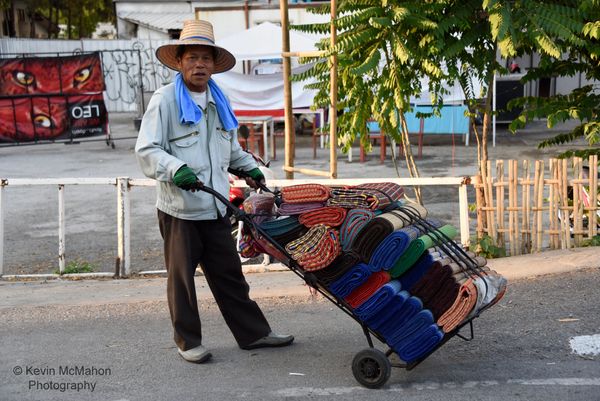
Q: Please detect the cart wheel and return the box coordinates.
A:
[351,348,391,389]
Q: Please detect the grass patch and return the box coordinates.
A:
[54,260,95,275]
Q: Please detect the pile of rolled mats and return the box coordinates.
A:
[239,182,507,363]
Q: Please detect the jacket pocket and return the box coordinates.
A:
[170,131,200,147]
[215,128,232,164]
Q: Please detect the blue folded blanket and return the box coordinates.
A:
[385,308,435,347]
[369,226,420,270]
[354,280,402,321]
[329,263,378,299]
[398,253,436,291]
[395,323,444,363]
[367,292,422,334]
[260,216,301,236]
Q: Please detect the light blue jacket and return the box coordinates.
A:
[135,83,257,220]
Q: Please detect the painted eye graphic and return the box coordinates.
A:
[73,67,91,85]
[33,114,53,128]
[13,71,35,87]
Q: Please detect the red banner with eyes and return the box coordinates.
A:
[0,53,108,143]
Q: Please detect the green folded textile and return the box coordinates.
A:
[389,224,458,279]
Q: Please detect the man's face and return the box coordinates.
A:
[177,45,215,92]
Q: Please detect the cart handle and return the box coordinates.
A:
[227,167,277,195]
[190,181,245,219]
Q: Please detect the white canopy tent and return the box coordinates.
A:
[211,22,321,111]
[217,21,320,61]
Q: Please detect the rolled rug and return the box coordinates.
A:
[285,225,329,258]
[281,184,330,204]
[345,271,391,309]
[351,182,405,210]
[465,275,489,321]
[437,278,479,333]
[326,182,404,210]
[296,228,341,271]
[386,308,436,347]
[389,224,458,279]
[299,206,347,228]
[278,201,325,216]
[260,216,301,237]
[328,263,379,299]
[351,209,419,263]
[427,276,466,319]
[353,280,403,321]
[369,226,420,270]
[311,250,361,286]
[477,272,508,311]
[367,292,422,334]
[395,324,444,363]
[339,209,376,251]
[398,253,436,291]
[271,225,309,248]
[409,259,452,298]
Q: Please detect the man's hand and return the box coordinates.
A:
[245,167,265,190]
[173,165,201,191]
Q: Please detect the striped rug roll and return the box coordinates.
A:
[339,209,375,251]
[284,225,341,271]
[281,184,330,204]
[299,206,347,228]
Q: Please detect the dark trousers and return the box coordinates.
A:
[158,210,271,351]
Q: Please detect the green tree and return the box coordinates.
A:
[509,0,600,159]
[10,0,115,38]
[293,0,588,180]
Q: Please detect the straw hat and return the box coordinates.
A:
[156,19,236,73]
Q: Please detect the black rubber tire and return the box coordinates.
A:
[351,348,391,389]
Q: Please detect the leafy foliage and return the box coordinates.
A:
[508,0,600,158]
[294,0,597,171]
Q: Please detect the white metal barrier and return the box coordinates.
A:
[0,177,472,279]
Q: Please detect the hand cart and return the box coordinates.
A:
[195,177,494,389]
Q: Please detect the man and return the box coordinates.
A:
[135,19,293,364]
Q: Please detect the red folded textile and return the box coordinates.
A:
[281,184,331,204]
[437,278,479,333]
[299,206,347,228]
[345,271,391,309]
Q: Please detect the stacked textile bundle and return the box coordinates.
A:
[239,182,507,363]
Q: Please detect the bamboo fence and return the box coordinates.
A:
[474,155,599,255]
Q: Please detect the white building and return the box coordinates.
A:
[114,0,330,41]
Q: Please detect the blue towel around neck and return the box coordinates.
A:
[175,73,238,131]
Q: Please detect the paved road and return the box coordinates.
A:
[1,265,600,401]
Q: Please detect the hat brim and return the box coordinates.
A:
[156,40,236,74]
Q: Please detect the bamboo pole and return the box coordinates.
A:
[480,162,493,240]
[573,157,584,245]
[329,0,338,179]
[507,160,515,255]
[283,166,332,178]
[549,159,559,249]
[522,160,531,253]
[475,175,485,240]
[589,155,599,239]
[279,0,295,179]
[281,50,326,58]
[559,159,571,248]
[535,160,545,251]
[496,160,505,250]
